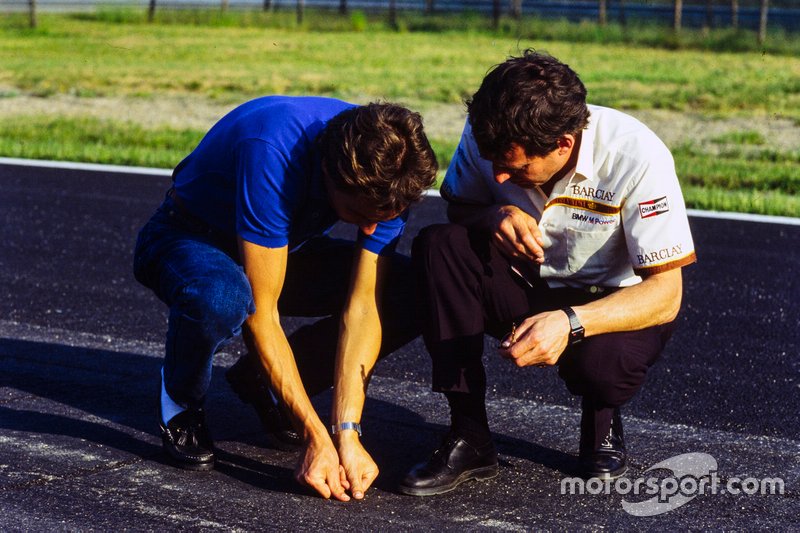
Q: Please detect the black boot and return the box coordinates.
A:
[398,432,498,496]
[226,353,302,450]
[580,407,626,479]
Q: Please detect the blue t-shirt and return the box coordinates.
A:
[172,96,406,255]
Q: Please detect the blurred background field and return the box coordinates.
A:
[0,5,798,216]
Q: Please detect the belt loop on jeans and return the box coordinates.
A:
[166,187,209,233]
[167,187,187,214]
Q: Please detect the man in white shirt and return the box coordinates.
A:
[400,51,696,496]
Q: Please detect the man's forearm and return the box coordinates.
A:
[331,306,382,429]
[573,268,683,337]
[450,202,682,336]
[243,315,328,442]
[330,248,384,433]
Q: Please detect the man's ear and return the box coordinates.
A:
[556,134,575,155]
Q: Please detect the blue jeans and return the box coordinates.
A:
[133,193,417,407]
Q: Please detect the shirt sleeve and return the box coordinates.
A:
[621,147,697,275]
[235,138,299,248]
[357,210,408,255]
[440,120,494,206]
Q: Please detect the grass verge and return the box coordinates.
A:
[0,116,203,168]
[1,14,799,119]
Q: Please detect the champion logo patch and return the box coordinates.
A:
[639,196,670,218]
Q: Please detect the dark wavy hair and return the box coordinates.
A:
[467,50,590,161]
[317,103,438,215]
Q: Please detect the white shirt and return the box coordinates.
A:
[441,105,697,289]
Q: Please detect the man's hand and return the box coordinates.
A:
[498,310,571,367]
[334,432,379,500]
[488,205,545,263]
[295,436,351,502]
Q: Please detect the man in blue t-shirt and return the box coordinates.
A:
[133,96,438,501]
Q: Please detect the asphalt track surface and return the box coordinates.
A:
[1,160,798,530]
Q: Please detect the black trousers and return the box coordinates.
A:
[412,223,676,450]
[280,237,419,397]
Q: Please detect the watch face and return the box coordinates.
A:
[563,307,584,344]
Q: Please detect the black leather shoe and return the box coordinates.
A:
[159,407,215,471]
[580,409,627,480]
[398,433,498,496]
[226,353,302,451]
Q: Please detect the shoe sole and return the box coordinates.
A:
[168,458,215,472]
[398,464,499,497]
[163,449,215,472]
[584,464,628,480]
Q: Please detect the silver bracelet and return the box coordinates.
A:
[330,422,362,436]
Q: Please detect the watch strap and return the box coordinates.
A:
[330,422,362,436]
[561,306,585,345]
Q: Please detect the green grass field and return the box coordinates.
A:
[1,10,798,216]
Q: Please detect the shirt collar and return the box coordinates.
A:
[571,113,597,183]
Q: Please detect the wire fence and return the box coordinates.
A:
[5,0,799,38]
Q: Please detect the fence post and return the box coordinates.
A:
[425,0,434,14]
[297,0,304,25]
[263,0,272,11]
[510,0,522,20]
[618,0,627,26]
[492,0,500,29]
[705,0,713,29]
[28,0,37,28]
[389,0,397,29]
[598,0,607,26]
[730,0,738,29]
[673,0,682,33]
[758,0,768,45]
[148,0,157,22]
[339,0,347,15]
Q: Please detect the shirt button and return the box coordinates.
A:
[589,285,599,294]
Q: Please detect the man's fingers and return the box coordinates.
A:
[302,474,332,499]
[326,467,350,502]
[298,468,351,501]
[500,332,514,350]
[499,319,532,353]
[350,476,365,500]
[361,466,379,491]
[526,218,544,246]
[499,321,540,363]
[521,233,544,261]
[351,467,379,500]
[339,465,350,490]
[496,220,542,261]
[494,231,527,260]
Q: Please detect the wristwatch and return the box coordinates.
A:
[330,422,362,436]
[561,307,585,345]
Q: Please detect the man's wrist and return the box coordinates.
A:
[303,418,333,444]
[330,421,362,437]
[561,306,585,345]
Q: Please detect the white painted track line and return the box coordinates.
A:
[2,157,798,225]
